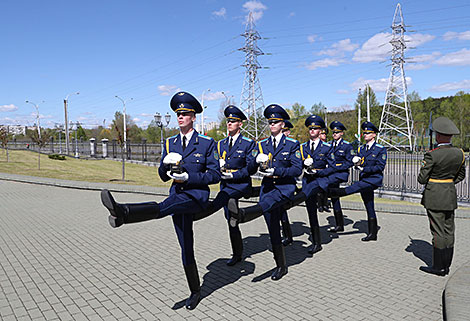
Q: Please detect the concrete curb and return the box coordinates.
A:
[1,172,470,218]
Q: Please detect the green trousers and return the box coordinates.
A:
[426,209,455,249]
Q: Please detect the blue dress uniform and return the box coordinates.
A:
[299,115,332,254]
[280,120,295,246]
[331,121,387,241]
[193,105,257,266]
[324,121,354,233]
[228,104,302,280]
[100,91,220,310]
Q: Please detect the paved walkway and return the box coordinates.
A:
[1,178,470,320]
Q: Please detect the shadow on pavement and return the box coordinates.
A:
[405,237,432,266]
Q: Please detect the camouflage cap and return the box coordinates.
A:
[432,117,459,135]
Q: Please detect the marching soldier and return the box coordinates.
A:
[193,105,257,266]
[280,120,294,246]
[298,115,332,254]
[325,121,354,232]
[100,91,220,310]
[329,121,386,241]
[317,127,331,213]
[228,104,302,280]
[418,117,465,276]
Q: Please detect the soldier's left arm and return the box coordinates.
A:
[454,150,466,184]
[362,146,387,174]
[186,138,221,185]
[232,139,257,179]
[418,152,433,185]
[273,140,302,177]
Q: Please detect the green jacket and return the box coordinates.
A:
[418,145,466,210]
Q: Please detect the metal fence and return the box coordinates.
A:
[5,142,470,203]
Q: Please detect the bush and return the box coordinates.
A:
[48,154,66,161]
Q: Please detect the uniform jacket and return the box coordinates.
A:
[418,145,466,210]
[218,134,257,196]
[300,140,332,191]
[159,130,221,204]
[322,139,354,182]
[255,135,302,199]
[357,142,387,187]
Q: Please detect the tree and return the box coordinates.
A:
[28,129,51,170]
[76,125,88,140]
[0,127,12,162]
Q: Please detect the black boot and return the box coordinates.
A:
[329,187,347,198]
[226,229,243,266]
[281,221,293,246]
[183,263,201,310]
[228,199,263,227]
[328,209,344,233]
[193,191,230,221]
[271,244,288,280]
[442,247,454,275]
[420,247,447,276]
[308,226,323,254]
[361,218,378,241]
[101,189,160,228]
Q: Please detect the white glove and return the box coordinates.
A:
[354,166,363,171]
[163,152,182,165]
[304,158,314,167]
[259,168,275,177]
[167,170,189,182]
[256,153,269,164]
[221,172,233,180]
[352,156,361,165]
[304,168,317,175]
[219,158,226,168]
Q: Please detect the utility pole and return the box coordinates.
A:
[239,12,267,141]
[366,84,370,122]
[357,88,362,140]
[378,3,414,151]
[115,96,133,153]
[64,92,79,155]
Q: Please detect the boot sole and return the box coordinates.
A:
[101,190,116,216]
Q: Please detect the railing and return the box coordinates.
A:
[5,142,470,202]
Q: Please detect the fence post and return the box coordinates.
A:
[90,138,96,157]
[112,139,117,158]
[142,138,147,161]
[102,139,108,158]
[50,137,54,153]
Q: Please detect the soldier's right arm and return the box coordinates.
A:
[233,139,257,179]
[418,152,433,185]
[158,139,171,182]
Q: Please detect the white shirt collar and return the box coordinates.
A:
[334,138,342,146]
[310,137,321,150]
[366,140,375,149]
[272,132,283,145]
[180,129,194,146]
[229,132,240,144]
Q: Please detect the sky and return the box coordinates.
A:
[1,0,470,130]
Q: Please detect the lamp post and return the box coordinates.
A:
[25,100,42,138]
[64,92,80,155]
[74,121,80,158]
[154,112,171,157]
[115,96,133,153]
[201,88,210,134]
[56,124,64,154]
[221,91,229,106]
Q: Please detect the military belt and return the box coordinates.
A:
[429,178,453,183]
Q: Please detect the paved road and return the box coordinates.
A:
[1,180,470,320]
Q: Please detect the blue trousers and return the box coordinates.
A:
[305,194,319,228]
[260,188,290,246]
[344,181,377,219]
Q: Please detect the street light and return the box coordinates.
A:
[74,121,80,158]
[25,100,43,138]
[221,91,228,106]
[154,112,171,157]
[64,92,80,155]
[201,88,210,135]
[115,95,133,153]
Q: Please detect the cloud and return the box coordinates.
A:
[318,39,359,57]
[411,52,441,63]
[138,113,154,117]
[407,63,431,70]
[0,104,18,112]
[353,32,435,63]
[336,89,350,94]
[212,7,226,19]
[434,48,470,66]
[305,58,345,70]
[158,85,180,96]
[430,79,470,92]
[350,76,412,92]
[406,52,441,70]
[307,35,318,43]
[242,1,267,23]
[203,91,226,101]
[443,31,470,41]
[353,33,392,63]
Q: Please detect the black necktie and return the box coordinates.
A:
[182,136,187,151]
[229,137,233,151]
[366,145,369,151]
[273,138,277,151]
[311,142,315,151]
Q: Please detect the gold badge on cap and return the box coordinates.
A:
[271,114,275,118]
[178,92,185,96]
[179,103,184,107]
